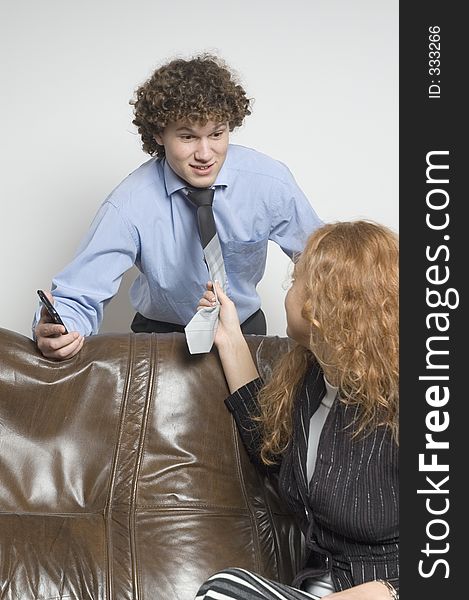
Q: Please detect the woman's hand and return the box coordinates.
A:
[326,581,396,599]
[198,281,243,350]
[198,281,259,393]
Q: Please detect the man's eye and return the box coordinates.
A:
[180,135,193,141]
[212,131,224,138]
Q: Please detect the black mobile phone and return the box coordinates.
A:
[37,290,69,334]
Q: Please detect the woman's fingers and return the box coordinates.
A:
[202,290,217,303]
[201,280,233,309]
[198,297,215,308]
[213,280,229,303]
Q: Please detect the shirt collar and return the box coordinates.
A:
[162,151,230,196]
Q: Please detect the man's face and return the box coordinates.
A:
[155,120,229,188]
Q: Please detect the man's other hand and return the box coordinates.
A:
[35,291,84,360]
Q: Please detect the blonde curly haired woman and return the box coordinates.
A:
[195,220,399,600]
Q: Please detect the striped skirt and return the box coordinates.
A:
[195,568,321,600]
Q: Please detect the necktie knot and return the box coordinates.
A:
[186,187,215,208]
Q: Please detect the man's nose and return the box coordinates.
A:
[194,137,212,161]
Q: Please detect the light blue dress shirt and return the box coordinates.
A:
[34,144,323,336]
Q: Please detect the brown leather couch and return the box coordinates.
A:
[0,327,302,600]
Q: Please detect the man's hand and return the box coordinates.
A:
[35,291,84,360]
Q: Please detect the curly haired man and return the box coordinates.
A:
[33,53,323,360]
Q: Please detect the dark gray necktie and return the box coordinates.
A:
[186,188,217,248]
[184,187,227,354]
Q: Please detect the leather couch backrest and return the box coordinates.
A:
[0,328,302,600]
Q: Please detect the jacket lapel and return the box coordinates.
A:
[292,363,326,506]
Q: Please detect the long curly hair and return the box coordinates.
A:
[130,53,252,157]
[257,220,399,465]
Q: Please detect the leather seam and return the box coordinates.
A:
[103,332,135,600]
[129,333,158,599]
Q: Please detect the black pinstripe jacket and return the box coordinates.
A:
[225,359,399,593]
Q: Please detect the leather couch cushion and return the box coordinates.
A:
[0,328,302,600]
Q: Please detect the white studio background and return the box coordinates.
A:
[0,0,398,339]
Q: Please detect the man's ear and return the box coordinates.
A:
[154,133,164,146]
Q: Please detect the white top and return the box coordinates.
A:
[306,375,337,482]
